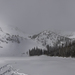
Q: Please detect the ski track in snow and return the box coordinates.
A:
[0,64,28,75]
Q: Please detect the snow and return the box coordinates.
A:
[0,55,75,75]
[0,38,44,57]
[0,25,45,57]
[0,25,72,57]
[0,25,29,38]
[60,31,75,39]
[31,30,70,47]
[69,33,75,39]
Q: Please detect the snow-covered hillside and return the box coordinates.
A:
[0,64,27,75]
[60,31,75,42]
[0,25,73,57]
[0,25,29,38]
[63,32,75,39]
[0,25,44,57]
[30,30,71,47]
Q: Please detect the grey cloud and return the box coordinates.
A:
[0,0,75,34]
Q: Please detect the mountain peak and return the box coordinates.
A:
[0,25,73,57]
[30,30,71,47]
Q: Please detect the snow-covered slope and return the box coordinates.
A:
[60,31,75,42]
[0,25,72,57]
[0,25,44,57]
[0,25,29,38]
[0,64,27,75]
[30,30,71,47]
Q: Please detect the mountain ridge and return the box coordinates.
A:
[0,25,74,57]
[30,30,71,47]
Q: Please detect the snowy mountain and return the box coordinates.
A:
[60,31,75,43]
[30,30,71,47]
[0,25,44,57]
[0,25,73,57]
[61,31,75,39]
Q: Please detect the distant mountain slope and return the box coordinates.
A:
[60,31,75,42]
[30,30,71,47]
[0,25,44,57]
[0,25,73,57]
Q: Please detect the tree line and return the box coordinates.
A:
[29,41,75,57]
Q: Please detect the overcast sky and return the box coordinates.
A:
[0,0,75,34]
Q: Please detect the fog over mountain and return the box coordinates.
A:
[0,0,75,34]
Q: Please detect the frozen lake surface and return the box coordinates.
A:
[0,55,75,75]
